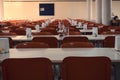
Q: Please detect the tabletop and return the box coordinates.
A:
[0,48,120,63]
[0,34,118,41]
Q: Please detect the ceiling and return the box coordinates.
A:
[4,0,120,2]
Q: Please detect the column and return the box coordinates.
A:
[87,0,93,21]
[96,0,102,23]
[102,0,111,25]
[0,0,4,21]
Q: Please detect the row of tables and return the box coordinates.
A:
[0,48,120,80]
[5,34,117,47]
[5,34,117,41]
[0,48,120,62]
[0,34,119,62]
[0,34,120,80]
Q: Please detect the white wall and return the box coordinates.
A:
[4,2,87,20]
[0,0,4,21]
[3,1,120,20]
[112,1,120,18]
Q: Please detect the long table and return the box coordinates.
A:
[0,48,120,80]
[0,34,118,41]
[0,48,120,62]
[79,29,93,35]
[1,35,117,47]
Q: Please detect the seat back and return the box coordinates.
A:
[41,28,58,35]
[62,57,111,80]
[15,42,49,48]
[32,32,53,35]
[15,28,26,35]
[1,58,53,80]
[103,36,115,48]
[69,31,81,35]
[61,42,94,48]
[0,32,16,36]
[62,36,90,44]
[32,37,58,48]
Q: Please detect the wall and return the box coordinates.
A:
[112,1,120,18]
[4,2,88,20]
[3,1,120,21]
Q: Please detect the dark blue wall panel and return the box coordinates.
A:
[39,3,54,16]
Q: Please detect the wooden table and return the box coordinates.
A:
[0,48,120,80]
[0,48,120,62]
[1,34,119,47]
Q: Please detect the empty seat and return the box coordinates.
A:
[41,28,58,35]
[32,32,53,35]
[103,36,115,48]
[1,58,53,80]
[0,32,16,36]
[62,57,111,80]
[62,36,90,44]
[61,42,94,48]
[101,31,120,35]
[15,42,49,48]
[69,31,81,35]
[32,37,58,48]
[15,27,26,35]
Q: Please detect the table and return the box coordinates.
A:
[1,34,118,41]
[79,29,93,35]
[80,29,93,33]
[0,35,118,47]
[0,48,120,62]
[0,48,120,80]
[62,35,117,47]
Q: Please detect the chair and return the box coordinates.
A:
[101,31,120,35]
[15,27,26,35]
[62,36,90,44]
[32,32,53,35]
[15,42,49,48]
[1,58,53,80]
[41,28,58,35]
[69,27,80,32]
[69,31,81,35]
[62,57,111,80]
[0,32,16,36]
[98,26,109,34]
[61,42,94,48]
[103,36,115,48]
[32,37,58,48]
[25,25,36,30]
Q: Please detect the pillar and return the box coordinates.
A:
[102,0,111,25]
[87,0,93,21]
[96,0,102,23]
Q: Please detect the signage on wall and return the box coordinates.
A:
[39,3,54,16]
